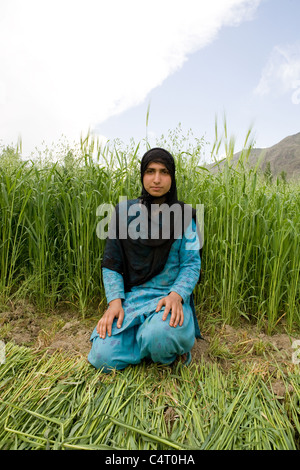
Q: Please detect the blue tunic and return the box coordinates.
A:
[88,219,201,372]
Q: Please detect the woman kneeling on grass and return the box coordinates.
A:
[88,148,202,372]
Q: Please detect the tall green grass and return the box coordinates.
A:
[0,126,299,332]
[195,162,300,332]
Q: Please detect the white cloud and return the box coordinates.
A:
[0,0,261,155]
[254,43,300,97]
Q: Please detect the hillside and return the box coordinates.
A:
[210,132,300,180]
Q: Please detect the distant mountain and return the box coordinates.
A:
[209,132,300,181]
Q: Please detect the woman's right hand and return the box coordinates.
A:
[96,299,124,339]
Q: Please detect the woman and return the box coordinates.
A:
[88,147,201,372]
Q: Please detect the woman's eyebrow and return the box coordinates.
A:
[146,167,169,172]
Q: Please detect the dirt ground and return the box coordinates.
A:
[0,300,299,398]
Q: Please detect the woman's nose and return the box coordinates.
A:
[153,171,161,182]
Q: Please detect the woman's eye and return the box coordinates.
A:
[145,168,169,174]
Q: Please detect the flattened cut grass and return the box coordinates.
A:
[0,343,299,450]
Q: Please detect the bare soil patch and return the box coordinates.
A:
[0,300,95,359]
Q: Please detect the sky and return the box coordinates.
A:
[0,0,299,161]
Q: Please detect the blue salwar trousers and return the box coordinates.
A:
[88,304,195,373]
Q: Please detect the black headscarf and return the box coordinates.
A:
[139,147,177,208]
[101,147,199,292]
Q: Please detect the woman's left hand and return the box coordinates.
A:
[155,291,184,328]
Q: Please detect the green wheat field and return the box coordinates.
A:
[0,124,299,450]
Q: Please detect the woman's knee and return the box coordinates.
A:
[88,336,123,372]
[137,312,195,362]
[153,311,194,343]
[88,327,142,372]
[161,319,195,352]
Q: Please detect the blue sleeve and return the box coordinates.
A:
[102,267,125,304]
[169,218,201,303]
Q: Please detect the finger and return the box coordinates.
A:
[106,313,115,337]
[99,326,104,339]
[170,304,183,327]
[97,318,104,335]
[174,304,183,327]
[174,305,184,328]
[155,298,164,312]
[117,309,124,328]
[99,316,108,339]
[97,309,108,335]
[169,307,177,326]
[107,321,112,337]
[100,320,106,339]
[162,304,171,321]
[173,309,182,328]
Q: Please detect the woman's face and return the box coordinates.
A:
[143,162,172,199]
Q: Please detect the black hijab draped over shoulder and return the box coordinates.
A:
[101,148,199,292]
